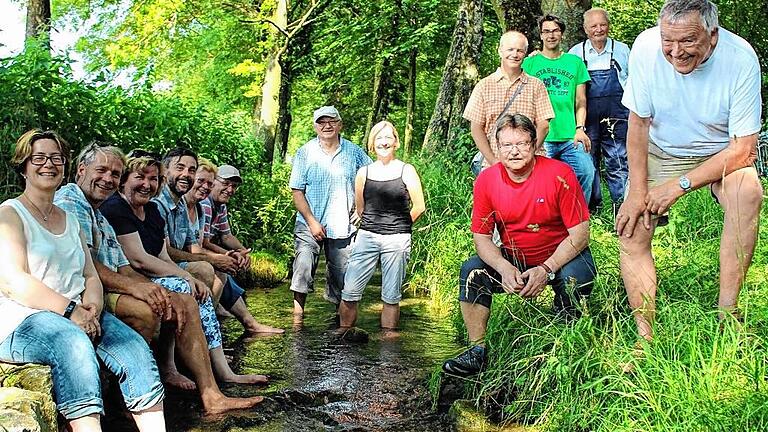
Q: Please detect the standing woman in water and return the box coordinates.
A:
[0,130,166,432]
[338,121,426,337]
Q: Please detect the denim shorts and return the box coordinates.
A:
[0,311,164,419]
[342,230,412,304]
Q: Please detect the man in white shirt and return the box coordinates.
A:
[616,0,763,341]
[569,8,631,213]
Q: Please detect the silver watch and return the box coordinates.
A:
[679,175,692,192]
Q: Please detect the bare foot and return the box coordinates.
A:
[380,328,400,340]
[221,373,269,385]
[162,370,197,391]
[245,321,285,334]
[204,394,264,416]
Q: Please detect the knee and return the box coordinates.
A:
[179,294,202,325]
[190,261,215,286]
[131,303,161,340]
[619,229,651,255]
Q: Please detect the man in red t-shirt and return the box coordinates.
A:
[443,113,596,377]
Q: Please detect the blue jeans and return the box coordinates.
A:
[544,140,596,204]
[290,222,354,305]
[0,311,164,420]
[220,275,246,310]
[342,230,412,304]
[458,248,596,317]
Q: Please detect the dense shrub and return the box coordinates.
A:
[0,47,289,252]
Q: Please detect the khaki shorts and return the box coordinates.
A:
[104,292,122,313]
[647,141,709,187]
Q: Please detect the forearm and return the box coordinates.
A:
[575,89,587,127]
[625,112,651,196]
[1,274,73,314]
[80,277,104,312]
[219,234,245,251]
[541,223,589,272]
[471,123,495,163]
[95,261,140,295]
[131,252,190,279]
[202,237,229,254]
[474,233,515,274]
[535,120,550,150]
[167,245,211,264]
[685,134,758,191]
[292,189,318,225]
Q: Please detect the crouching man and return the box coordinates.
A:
[443,113,596,376]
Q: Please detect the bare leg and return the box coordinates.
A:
[293,291,307,317]
[230,297,284,334]
[460,302,491,347]
[172,294,263,414]
[209,346,268,385]
[112,295,160,343]
[619,221,657,341]
[131,402,165,432]
[713,168,763,315]
[157,324,196,390]
[338,300,358,328]
[68,414,101,432]
[381,303,400,329]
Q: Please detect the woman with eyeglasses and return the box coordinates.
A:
[0,130,166,432]
[100,152,267,385]
[337,121,426,339]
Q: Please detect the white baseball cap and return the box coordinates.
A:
[313,106,342,123]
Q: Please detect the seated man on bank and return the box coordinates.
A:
[184,160,282,334]
[54,144,263,413]
[443,113,596,377]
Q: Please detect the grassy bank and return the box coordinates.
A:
[407,154,768,430]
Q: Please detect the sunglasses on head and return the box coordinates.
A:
[128,149,161,161]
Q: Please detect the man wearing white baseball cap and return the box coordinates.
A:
[289,106,372,321]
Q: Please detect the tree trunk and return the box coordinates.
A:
[540,0,591,50]
[258,0,288,166]
[25,0,51,50]
[422,0,484,151]
[492,0,542,38]
[275,60,293,165]
[403,47,417,155]
[363,53,392,147]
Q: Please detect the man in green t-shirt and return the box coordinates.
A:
[523,14,595,204]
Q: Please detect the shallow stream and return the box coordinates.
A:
[107,275,465,431]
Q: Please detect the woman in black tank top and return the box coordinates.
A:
[337,121,426,338]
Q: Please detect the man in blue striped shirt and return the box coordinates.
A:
[289,106,372,320]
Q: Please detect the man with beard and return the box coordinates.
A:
[54,144,264,412]
[523,14,595,203]
[442,114,595,377]
[153,148,226,299]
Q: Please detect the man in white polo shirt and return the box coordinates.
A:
[616,0,763,341]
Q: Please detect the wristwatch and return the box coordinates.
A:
[575,125,586,132]
[63,300,77,319]
[679,175,692,192]
[539,263,556,281]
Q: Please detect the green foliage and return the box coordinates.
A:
[0,48,283,251]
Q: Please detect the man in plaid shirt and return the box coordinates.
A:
[289,106,372,320]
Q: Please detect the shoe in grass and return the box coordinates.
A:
[442,345,487,377]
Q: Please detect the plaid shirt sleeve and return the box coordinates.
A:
[54,185,96,247]
[463,79,487,124]
[212,205,231,236]
[289,146,308,190]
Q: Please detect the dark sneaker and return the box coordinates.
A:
[442,346,487,376]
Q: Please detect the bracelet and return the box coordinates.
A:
[63,301,77,319]
[539,263,554,274]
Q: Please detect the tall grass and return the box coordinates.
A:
[411,155,768,431]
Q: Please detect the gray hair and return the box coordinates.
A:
[499,31,529,51]
[659,0,719,32]
[583,8,609,24]
[76,143,126,167]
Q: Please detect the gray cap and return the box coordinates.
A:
[217,164,242,182]
[313,106,342,123]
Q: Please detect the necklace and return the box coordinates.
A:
[22,193,54,222]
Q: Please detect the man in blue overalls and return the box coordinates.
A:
[569,8,630,215]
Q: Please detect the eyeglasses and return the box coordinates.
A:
[541,29,562,35]
[316,119,340,127]
[499,141,533,153]
[128,149,161,161]
[215,177,240,191]
[29,154,67,166]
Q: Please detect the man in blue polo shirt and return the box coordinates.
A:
[289,106,372,319]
